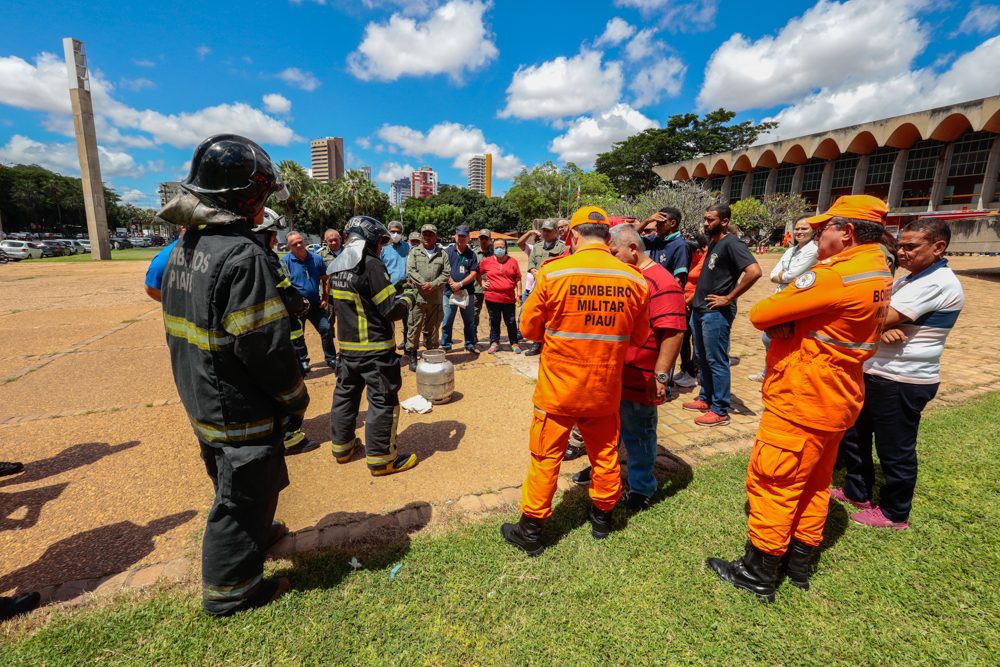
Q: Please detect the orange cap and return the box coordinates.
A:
[569,206,610,230]
[805,195,888,227]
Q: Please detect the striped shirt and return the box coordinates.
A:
[864,259,964,385]
[622,262,687,406]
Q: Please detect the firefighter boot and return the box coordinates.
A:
[370,453,418,477]
[706,543,782,603]
[783,538,814,591]
[589,503,615,540]
[500,514,545,556]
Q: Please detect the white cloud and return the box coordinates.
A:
[629,56,686,107]
[347,0,499,82]
[120,77,155,92]
[356,136,372,149]
[613,0,718,33]
[499,50,623,120]
[954,2,1000,36]
[0,52,302,149]
[376,121,523,178]
[277,68,321,91]
[596,17,636,46]
[132,59,155,67]
[549,103,659,168]
[242,56,253,64]
[262,93,292,114]
[624,28,663,61]
[375,161,417,183]
[760,35,1000,140]
[196,45,211,60]
[0,134,143,178]
[361,0,436,13]
[147,159,166,173]
[120,188,157,208]
[698,0,930,111]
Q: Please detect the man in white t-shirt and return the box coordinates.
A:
[833,218,964,530]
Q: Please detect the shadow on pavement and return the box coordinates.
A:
[0,510,198,595]
[0,441,141,489]
[0,482,70,533]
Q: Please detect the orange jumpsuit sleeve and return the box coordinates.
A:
[520,269,548,342]
[748,269,842,330]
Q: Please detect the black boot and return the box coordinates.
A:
[524,342,542,357]
[406,351,418,372]
[0,592,41,621]
[572,466,592,486]
[588,503,615,539]
[783,539,814,591]
[500,514,545,556]
[706,543,782,603]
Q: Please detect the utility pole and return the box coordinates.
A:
[63,38,112,260]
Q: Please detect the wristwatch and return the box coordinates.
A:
[656,373,669,384]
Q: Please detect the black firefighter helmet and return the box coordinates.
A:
[181,134,289,219]
[344,216,391,258]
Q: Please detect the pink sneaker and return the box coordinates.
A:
[851,507,909,530]
[694,411,730,427]
[830,487,873,511]
[682,400,710,412]
[487,344,498,353]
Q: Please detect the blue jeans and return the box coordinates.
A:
[691,309,735,416]
[294,302,337,366]
[441,293,477,348]
[620,399,658,498]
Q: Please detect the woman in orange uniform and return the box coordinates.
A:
[706,195,894,601]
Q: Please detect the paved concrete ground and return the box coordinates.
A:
[2,250,999,599]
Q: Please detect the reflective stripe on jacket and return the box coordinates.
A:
[749,243,894,432]
[521,243,649,417]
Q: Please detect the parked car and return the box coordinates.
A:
[112,238,134,250]
[69,240,90,253]
[54,240,82,255]
[151,235,165,246]
[0,240,43,260]
[79,239,92,251]
[36,242,65,258]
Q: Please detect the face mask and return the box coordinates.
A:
[390,232,402,244]
[494,247,507,257]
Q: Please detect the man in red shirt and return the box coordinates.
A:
[479,238,523,353]
[572,223,686,510]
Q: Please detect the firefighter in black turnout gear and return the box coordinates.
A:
[253,208,319,456]
[328,216,419,475]
[157,134,308,616]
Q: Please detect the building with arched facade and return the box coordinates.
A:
[653,95,1000,214]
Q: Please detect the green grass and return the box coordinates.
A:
[3,394,1000,666]
[23,248,163,263]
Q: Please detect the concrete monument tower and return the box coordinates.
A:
[63,38,112,260]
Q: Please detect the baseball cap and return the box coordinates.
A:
[541,220,557,231]
[478,229,491,238]
[805,195,888,227]
[455,224,471,236]
[408,232,421,241]
[569,206,610,230]
[421,224,438,234]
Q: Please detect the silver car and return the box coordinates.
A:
[0,240,43,260]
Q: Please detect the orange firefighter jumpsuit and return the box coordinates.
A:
[519,242,649,518]
[746,243,893,554]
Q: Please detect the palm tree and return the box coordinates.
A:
[270,160,311,232]
[333,169,374,218]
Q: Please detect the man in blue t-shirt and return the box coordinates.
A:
[143,237,180,302]
[636,206,692,289]
[282,231,337,374]
[441,224,480,353]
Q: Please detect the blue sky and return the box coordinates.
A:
[2,0,999,208]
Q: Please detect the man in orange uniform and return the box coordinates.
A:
[707,195,894,601]
[501,207,649,556]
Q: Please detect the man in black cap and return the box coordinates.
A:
[473,229,493,340]
[405,224,448,371]
[441,224,480,353]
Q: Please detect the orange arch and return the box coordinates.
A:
[929,113,972,142]
[755,150,779,169]
[812,138,841,161]
[675,167,691,181]
[732,154,754,172]
[845,131,878,155]
[983,109,1000,135]
[780,144,808,164]
[692,163,710,179]
[710,158,730,175]
[885,122,922,148]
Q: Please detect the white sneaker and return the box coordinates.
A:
[748,370,766,382]
[673,371,698,388]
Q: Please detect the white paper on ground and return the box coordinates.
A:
[400,395,433,414]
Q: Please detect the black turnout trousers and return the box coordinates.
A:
[199,438,288,616]
[330,351,403,469]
